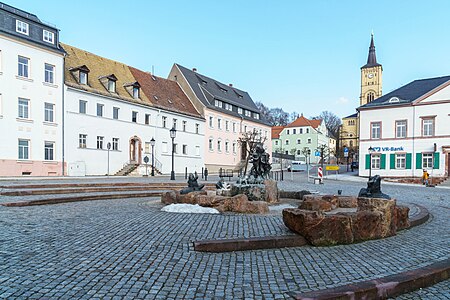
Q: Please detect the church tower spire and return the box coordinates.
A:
[360,33,383,106]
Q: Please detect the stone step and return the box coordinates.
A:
[1,190,167,207]
[0,182,215,190]
[1,185,215,196]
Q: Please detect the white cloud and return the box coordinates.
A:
[336,97,350,105]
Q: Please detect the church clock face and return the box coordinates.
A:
[367,73,374,79]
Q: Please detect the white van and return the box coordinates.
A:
[287,161,306,172]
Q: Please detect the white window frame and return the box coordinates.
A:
[145,114,151,125]
[195,123,199,134]
[79,71,88,85]
[97,136,104,149]
[371,122,381,139]
[44,63,55,84]
[44,141,54,161]
[395,120,407,138]
[79,134,87,148]
[209,116,214,128]
[371,154,381,169]
[18,98,29,119]
[133,87,139,99]
[44,102,54,123]
[79,100,87,114]
[422,153,433,169]
[16,20,29,35]
[209,138,213,151]
[132,111,138,123]
[43,30,54,44]
[396,153,406,169]
[162,116,167,128]
[18,56,29,78]
[18,139,29,160]
[96,103,104,117]
[182,120,187,132]
[423,119,434,137]
[112,138,119,151]
[113,107,119,119]
[182,144,188,155]
[108,80,116,92]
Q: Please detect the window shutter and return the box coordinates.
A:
[365,154,371,169]
[390,154,396,169]
[416,153,422,169]
[406,153,412,169]
[380,154,386,169]
[433,152,440,169]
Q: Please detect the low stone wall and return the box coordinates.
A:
[283,195,410,246]
[161,190,269,214]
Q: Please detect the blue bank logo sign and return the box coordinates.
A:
[372,146,404,152]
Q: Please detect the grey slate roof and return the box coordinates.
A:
[361,34,382,69]
[175,64,270,125]
[360,75,450,109]
[0,2,64,53]
[343,112,358,119]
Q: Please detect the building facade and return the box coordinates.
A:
[168,64,272,172]
[0,3,65,176]
[62,44,205,176]
[359,75,450,178]
[272,115,330,164]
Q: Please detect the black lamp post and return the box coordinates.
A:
[107,142,111,176]
[368,146,374,178]
[170,127,176,180]
[150,137,155,176]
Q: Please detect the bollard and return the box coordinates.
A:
[201,167,204,179]
[204,168,208,181]
[185,167,188,180]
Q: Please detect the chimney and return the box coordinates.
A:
[192,68,197,72]
[229,83,233,87]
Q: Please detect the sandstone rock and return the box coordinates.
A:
[161,191,177,204]
[303,195,338,210]
[177,190,207,204]
[395,205,410,230]
[307,214,354,246]
[279,190,311,200]
[264,179,279,203]
[299,198,333,212]
[353,210,384,241]
[224,194,269,214]
[282,208,324,235]
[337,196,358,208]
[357,197,396,237]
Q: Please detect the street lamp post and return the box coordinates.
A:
[368,146,374,178]
[150,137,155,176]
[107,142,111,176]
[170,127,176,180]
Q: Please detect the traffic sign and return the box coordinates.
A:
[343,147,349,153]
[326,165,339,171]
[315,151,321,156]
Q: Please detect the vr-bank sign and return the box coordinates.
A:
[372,146,404,152]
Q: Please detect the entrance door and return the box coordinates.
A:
[129,137,141,164]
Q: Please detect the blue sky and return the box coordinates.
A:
[8,0,450,119]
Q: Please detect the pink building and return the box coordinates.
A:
[169,64,272,172]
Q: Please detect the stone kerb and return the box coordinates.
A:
[282,195,410,246]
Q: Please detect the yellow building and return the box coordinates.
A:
[340,34,383,160]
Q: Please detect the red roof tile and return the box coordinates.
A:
[271,126,285,139]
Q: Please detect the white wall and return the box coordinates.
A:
[0,35,64,176]
[359,100,450,177]
[64,86,205,176]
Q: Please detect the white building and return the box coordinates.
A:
[359,75,450,179]
[0,3,65,176]
[62,44,205,176]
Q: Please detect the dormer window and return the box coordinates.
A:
[133,87,139,99]
[43,30,54,44]
[16,20,29,35]
[108,79,116,92]
[70,65,90,85]
[123,81,141,99]
[80,71,88,84]
[100,74,118,93]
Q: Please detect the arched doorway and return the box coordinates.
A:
[129,136,142,164]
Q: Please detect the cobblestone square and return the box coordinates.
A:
[0,177,449,299]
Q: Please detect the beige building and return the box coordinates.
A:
[340,34,383,160]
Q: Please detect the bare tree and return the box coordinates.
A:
[255,101,272,124]
[269,107,290,126]
[311,111,341,137]
[238,130,268,175]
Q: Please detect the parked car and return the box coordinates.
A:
[351,161,359,170]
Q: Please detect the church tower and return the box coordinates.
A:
[360,34,382,106]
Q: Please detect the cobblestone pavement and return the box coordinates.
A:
[0,177,449,299]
